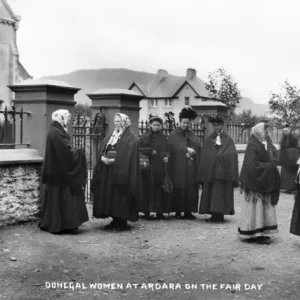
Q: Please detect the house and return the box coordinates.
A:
[0,0,32,110]
[128,68,218,121]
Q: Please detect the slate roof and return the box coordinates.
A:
[129,74,211,99]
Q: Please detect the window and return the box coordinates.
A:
[185,97,190,105]
[164,99,172,107]
[150,99,158,107]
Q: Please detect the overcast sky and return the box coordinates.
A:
[7,0,300,104]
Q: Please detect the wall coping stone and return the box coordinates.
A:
[0,149,43,165]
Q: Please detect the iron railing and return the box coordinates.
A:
[0,106,31,149]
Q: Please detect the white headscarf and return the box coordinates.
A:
[52,109,71,132]
[251,122,268,150]
[251,122,266,141]
[106,113,131,147]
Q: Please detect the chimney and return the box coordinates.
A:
[186,68,196,80]
[157,69,168,81]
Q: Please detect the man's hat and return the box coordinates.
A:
[149,113,163,124]
[208,115,224,124]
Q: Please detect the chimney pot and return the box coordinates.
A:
[186,68,196,80]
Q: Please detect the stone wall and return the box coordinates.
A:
[0,163,42,227]
[0,149,43,228]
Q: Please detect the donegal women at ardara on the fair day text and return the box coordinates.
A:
[45,282,263,291]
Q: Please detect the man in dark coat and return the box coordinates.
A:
[197,116,239,222]
[40,109,89,234]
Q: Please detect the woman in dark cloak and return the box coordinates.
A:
[197,116,238,222]
[139,114,170,220]
[168,106,201,219]
[279,124,300,193]
[239,122,280,244]
[91,113,142,230]
[290,161,300,236]
[40,109,89,234]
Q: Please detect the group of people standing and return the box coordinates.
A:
[39,108,300,245]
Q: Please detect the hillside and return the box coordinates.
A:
[41,68,269,115]
[236,97,269,116]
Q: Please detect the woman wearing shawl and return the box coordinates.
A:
[167,106,201,219]
[91,113,142,230]
[278,123,300,193]
[139,114,170,220]
[40,109,89,234]
[197,116,238,222]
[290,159,300,236]
[239,122,280,244]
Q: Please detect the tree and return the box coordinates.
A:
[205,67,242,115]
[233,109,269,125]
[269,80,300,129]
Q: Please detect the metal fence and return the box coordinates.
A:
[227,123,282,144]
[72,112,107,202]
[0,106,30,149]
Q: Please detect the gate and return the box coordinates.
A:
[72,112,107,203]
[72,112,206,202]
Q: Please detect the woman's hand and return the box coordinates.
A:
[186,147,196,155]
[163,157,168,163]
[101,156,112,165]
[152,150,157,155]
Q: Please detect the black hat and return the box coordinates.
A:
[149,113,163,124]
[179,106,197,120]
[208,115,224,124]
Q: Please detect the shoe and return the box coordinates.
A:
[183,213,196,220]
[104,220,117,229]
[156,213,165,220]
[175,212,181,219]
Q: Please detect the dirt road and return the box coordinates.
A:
[0,189,300,300]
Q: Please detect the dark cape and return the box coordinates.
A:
[279,134,300,190]
[139,129,171,213]
[239,135,281,206]
[40,121,89,233]
[290,176,300,236]
[91,127,142,222]
[197,132,239,186]
[167,128,201,213]
[197,131,237,215]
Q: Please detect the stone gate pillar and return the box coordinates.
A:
[87,89,143,137]
[8,79,80,157]
[192,100,229,138]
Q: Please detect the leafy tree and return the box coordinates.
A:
[269,80,300,129]
[205,67,242,115]
[233,109,269,125]
[74,102,92,118]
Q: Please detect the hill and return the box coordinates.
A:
[41,68,270,115]
[236,97,269,116]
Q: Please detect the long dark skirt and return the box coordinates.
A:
[140,170,172,214]
[199,180,234,215]
[281,167,297,190]
[93,164,139,222]
[40,183,89,234]
[290,186,300,236]
[171,162,198,213]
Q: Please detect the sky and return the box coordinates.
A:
[6,0,300,104]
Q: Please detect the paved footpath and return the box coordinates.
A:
[0,189,300,300]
